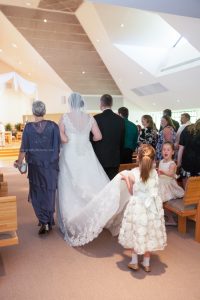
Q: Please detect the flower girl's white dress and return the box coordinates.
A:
[158,160,184,202]
[119,168,167,254]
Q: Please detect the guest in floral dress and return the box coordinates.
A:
[138,115,158,149]
[156,115,176,161]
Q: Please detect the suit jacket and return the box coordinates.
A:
[92,109,125,168]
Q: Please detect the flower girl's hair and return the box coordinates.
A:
[138,144,155,182]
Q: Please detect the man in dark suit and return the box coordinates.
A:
[92,94,125,180]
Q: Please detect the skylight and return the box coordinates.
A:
[114,16,200,77]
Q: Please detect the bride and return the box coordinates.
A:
[57,92,130,246]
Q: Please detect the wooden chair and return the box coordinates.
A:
[0,196,18,247]
[119,162,139,172]
[164,177,200,243]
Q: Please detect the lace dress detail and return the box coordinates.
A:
[118,168,167,254]
[57,113,137,246]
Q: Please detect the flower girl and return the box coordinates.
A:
[119,144,166,272]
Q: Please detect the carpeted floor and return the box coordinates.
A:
[0,165,200,300]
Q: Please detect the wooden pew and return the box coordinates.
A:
[164,177,200,243]
[119,162,139,172]
[0,196,18,247]
[0,173,8,197]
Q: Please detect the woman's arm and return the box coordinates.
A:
[177,145,184,168]
[91,117,102,141]
[14,151,25,168]
[59,118,68,143]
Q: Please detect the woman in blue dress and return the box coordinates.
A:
[15,101,60,234]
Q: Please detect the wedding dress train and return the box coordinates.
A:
[57,112,130,246]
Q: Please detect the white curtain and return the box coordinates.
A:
[0,72,38,97]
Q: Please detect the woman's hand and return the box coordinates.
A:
[14,160,20,168]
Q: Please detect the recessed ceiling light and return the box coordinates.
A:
[177,99,180,102]
[152,102,156,106]
[82,71,85,74]
[18,61,22,65]
[43,19,47,23]
[139,71,143,75]
[11,43,17,48]
[96,39,100,43]
[120,23,124,28]
[0,49,3,53]
[26,2,31,5]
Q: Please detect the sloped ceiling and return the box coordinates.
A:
[0,3,121,95]
[76,1,200,111]
[1,0,200,111]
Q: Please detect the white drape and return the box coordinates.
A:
[0,72,38,97]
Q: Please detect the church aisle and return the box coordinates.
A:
[0,165,200,300]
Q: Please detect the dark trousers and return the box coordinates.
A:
[104,167,119,180]
[120,148,133,163]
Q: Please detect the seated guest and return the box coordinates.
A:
[138,115,158,149]
[177,119,200,188]
[158,142,184,225]
[118,107,138,163]
[175,113,191,148]
[14,101,61,234]
[156,115,176,161]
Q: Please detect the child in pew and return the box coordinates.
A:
[118,144,166,272]
[158,142,185,225]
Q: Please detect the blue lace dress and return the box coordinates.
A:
[20,120,60,226]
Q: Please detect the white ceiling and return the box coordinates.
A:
[0,0,200,111]
[76,1,200,111]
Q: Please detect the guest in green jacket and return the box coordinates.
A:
[118,107,138,163]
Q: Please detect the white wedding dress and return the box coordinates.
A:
[57,112,130,246]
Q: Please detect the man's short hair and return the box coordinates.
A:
[118,107,129,118]
[163,109,172,117]
[181,113,190,120]
[100,94,113,107]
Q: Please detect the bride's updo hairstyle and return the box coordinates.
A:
[68,92,85,112]
[138,144,155,182]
